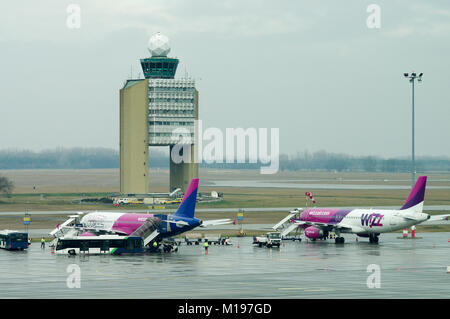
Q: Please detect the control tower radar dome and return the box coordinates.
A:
[148,32,171,57]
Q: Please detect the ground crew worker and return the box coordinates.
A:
[204,241,209,254]
[40,237,46,249]
[152,241,158,251]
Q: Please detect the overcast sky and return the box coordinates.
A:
[1,0,450,158]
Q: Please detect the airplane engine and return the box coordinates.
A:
[305,226,323,239]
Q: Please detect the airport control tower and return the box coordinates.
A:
[120,33,198,194]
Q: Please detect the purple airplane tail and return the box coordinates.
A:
[174,178,199,219]
[400,176,427,210]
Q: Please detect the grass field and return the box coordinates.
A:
[0,169,449,234]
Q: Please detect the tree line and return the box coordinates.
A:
[0,148,449,172]
[278,151,450,172]
[0,148,119,169]
[0,175,14,195]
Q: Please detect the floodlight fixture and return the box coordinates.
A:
[403,71,423,188]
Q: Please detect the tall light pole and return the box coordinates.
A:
[403,72,423,188]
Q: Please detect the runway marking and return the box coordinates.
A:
[278,287,307,290]
[278,287,336,292]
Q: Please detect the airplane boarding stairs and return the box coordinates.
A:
[49,214,84,238]
[272,208,303,238]
[130,218,162,246]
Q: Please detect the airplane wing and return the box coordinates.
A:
[294,221,329,228]
[200,219,232,227]
[293,221,356,233]
[418,214,450,226]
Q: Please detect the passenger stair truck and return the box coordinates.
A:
[130,217,162,246]
[272,208,303,240]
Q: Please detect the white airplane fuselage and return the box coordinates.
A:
[292,176,430,242]
[323,206,429,235]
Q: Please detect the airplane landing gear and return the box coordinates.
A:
[334,230,344,244]
[369,234,379,244]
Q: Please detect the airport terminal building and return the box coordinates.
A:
[120,33,198,194]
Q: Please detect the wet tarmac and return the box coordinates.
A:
[1,233,449,299]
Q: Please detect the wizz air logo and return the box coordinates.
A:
[84,220,105,229]
[361,214,384,228]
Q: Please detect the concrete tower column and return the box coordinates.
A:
[119,79,149,194]
[169,144,199,192]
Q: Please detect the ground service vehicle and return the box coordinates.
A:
[54,235,144,255]
[253,232,281,248]
[0,230,29,250]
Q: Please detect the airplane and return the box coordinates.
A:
[273,176,450,244]
[49,178,231,246]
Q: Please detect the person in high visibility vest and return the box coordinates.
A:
[204,241,209,253]
[152,241,158,250]
[40,237,46,249]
